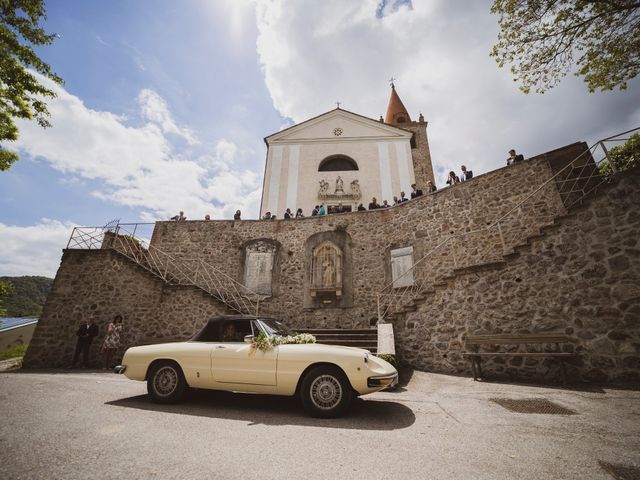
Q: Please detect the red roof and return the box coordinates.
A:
[384,84,411,125]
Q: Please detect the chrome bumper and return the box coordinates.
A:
[367,372,398,388]
[114,365,126,374]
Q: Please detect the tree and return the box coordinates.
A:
[490,0,640,94]
[0,0,63,170]
[0,280,13,316]
[599,132,640,175]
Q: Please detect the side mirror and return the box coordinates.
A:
[244,334,254,344]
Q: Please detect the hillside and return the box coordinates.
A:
[0,276,54,318]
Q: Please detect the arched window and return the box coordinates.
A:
[318,155,359,171]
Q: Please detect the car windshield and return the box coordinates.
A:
[259,318,291,336]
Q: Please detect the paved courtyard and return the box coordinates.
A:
[1,369,639,480]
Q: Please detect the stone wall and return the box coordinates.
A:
[23,250,227,368]
[148,152,569,329]
[24,143,639,382]
[395,170,640,383]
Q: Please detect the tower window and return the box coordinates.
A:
[396,116,407,123]
[318,155,359,171]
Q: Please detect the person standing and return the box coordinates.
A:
[295,208,304,218]
[426,180,437,193]
[71,315,99,368]
[318,204,326,215]
[101,315,123,370]
[234,210,241,220]
[284,208,292,219]
[446,171,460,186]
[410,184,423,199]
[398,191,409,203]
[460,165,473,181]
[507,149,524,166]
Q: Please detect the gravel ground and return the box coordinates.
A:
[1,369,639,480]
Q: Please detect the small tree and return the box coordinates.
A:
[0,0,63,170]
[490,0,640,94]
[599,133,640,175]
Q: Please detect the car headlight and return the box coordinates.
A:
[364,352,369,364]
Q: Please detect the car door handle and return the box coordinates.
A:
[216,345,227,349]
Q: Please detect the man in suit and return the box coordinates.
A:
[460,165,473,181]
[71,316,99,368]
[507,149,524,166]
[410,184,423,199]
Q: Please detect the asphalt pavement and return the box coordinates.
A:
[1,369,639,480]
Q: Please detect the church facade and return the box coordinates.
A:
[260,85,435,217]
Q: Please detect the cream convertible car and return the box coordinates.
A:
[115,316,397,417]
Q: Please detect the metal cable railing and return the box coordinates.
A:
[66,222,262,315]
[376,127,639,323]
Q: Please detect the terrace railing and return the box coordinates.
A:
[376,127,639,323]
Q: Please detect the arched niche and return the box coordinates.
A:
[304,230,353,309]
[318,155,359,171]
[311,241,343,297]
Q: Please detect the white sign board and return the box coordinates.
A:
[391,246,415,289]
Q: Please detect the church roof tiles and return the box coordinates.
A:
[384,84,411,125]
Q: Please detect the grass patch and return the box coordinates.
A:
[0,343,28,361]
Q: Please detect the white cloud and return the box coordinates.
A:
[254,0,640,186]
[13,77,261,222]
[138,88,198,144]
[0,219,74,277]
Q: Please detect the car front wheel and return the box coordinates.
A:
[147,361,187,404]
[300,365,352,418]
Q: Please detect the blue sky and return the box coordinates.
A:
[1,0,639,277]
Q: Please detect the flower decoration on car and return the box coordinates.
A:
[251,331,316,352]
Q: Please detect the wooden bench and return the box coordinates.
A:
[462,333,577,384]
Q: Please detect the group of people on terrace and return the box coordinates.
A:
[171,149,525,223]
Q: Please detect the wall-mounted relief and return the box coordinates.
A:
[243,239,278,296]
[390,246,415,288]
[318,177,362,202]
[304,231,353,309]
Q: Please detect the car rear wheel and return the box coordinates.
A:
[147,361,187,404]
[300,365,352,418]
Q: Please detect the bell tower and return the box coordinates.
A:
[384,82,435,189]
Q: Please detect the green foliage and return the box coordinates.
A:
[377,353,398,367]
[0,343,27,361]
[0,276,53,317]
[598,133,640,175]
[490,0,640,93]
[0,280,13,316]
[0,0,63,170]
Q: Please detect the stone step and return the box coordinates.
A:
[317,340,377,351]
[298,329,377,335]
[308,333,378,340]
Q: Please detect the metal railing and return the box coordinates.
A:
[376,127,639,323]
[66,222,262,315]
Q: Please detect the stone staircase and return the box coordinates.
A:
[67,225,262,315]
[376,132,631,323]
[386,182,616,320]
[297,328,378,353]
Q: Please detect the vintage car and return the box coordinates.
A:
[115,315,397,417]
